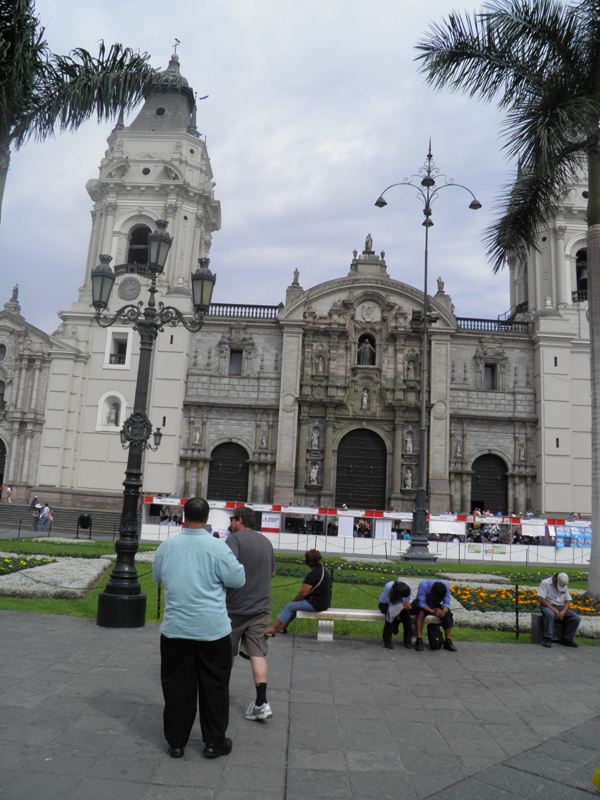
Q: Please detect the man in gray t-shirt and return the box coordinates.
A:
[226,507,276,721]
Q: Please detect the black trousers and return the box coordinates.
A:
[379,602,412,644]
[160,633,232,748]
[410,603,454,631]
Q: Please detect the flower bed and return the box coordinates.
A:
[0,555,54,575]
[451,584,600,616]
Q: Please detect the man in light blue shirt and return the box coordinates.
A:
[153,497,245,760]
[411,579,456,652]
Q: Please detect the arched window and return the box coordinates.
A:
[357,334,376,366]
[576,248,587,295]
[127,225,151,265]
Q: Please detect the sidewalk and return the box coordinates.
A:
[1,610,599,799]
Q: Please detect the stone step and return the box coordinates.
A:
[0,503,140,538]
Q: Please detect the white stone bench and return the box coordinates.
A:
[296,607,442,642]
[296,608,384,641]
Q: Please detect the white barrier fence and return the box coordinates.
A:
[140,524,591,566]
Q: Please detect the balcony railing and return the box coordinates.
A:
[572,290,588,303]
[456,318,529,333]
[109,354,127,365]
[113,263,152,277]
[208,303,280,319]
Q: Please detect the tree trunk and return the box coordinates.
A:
[586,146,600,599]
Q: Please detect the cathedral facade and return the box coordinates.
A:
[0,59,591,517]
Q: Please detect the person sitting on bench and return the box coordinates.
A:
[537,572,580,648]
[265,549,331,636]
[411,580,456,652]
[378,580,413,650]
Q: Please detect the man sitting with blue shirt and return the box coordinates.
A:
[378,580,413,649]
[411,579,456,652]
[153,497,245,760]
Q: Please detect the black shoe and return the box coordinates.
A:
[404,641,413,649]
[559,638,578,648]
[203,738,233,759]
[443,639,457,652]
[168,747,184,758]
[542,638,552,648]
[383,641,394,650]
[414,638,424,651]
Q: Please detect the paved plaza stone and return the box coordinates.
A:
[1,610,600,799]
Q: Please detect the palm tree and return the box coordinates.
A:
[416,0,600,597]
[0,0,158,221]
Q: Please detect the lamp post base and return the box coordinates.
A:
[401,545,438,564]
[96,591,147,628]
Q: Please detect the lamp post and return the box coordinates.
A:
[92,220,216,627]
[375,144,481,562]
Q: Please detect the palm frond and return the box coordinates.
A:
[11,42,156,148]
[484,161,579,272]
[502,86,597,169]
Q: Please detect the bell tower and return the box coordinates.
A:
[80,53,220,303]
[37,57,221,505]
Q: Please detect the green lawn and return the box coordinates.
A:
[0,542,596,645]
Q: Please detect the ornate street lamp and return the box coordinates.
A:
[375,144,481,562]
[92,220,216,627]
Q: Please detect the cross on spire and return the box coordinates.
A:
[173,38,180,53]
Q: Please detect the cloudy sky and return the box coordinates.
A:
[0,0,514,334]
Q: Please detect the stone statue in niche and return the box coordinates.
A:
[260,432,268,449]
[315,354,324,374]
[358,338,376,366]
[407,362,415,380]
[309,463,319,484]
[455,441,462,458]
[106,402,119,426]
[310,428,320,449]
[404,468,412,489]
[405,432,413,454]
[193,428,201,445]
[361,388,369,409]
[518,443,526,462]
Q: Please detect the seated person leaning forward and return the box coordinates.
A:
[537,572,581,648]
[265,549,331,636]
[378,580,413,650]
[411,579,456,652]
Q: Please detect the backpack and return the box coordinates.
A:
[427,622,444,650]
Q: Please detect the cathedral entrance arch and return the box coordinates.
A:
[335,429,387,510]
[207,442,249,502]
[470,454,508,514]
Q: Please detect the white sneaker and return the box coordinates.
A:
[245,701,273,721]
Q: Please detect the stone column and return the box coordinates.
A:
[554,226,568,307]
[15,359,27,411]
[101,200,118,256]
[30,360,42,411]
[295,409,309,491]
[265,464,272,503]
[321,406,335,502]
[273,325,303,504]
[20,432,33,484]
[461,473,468,514]
[196,461,205,498]
[7,429,20,482]
[391,417,403,495]
[252,463,259,503]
